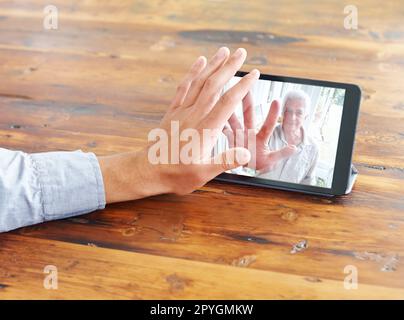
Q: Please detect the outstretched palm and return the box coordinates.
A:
[223,91,297,173]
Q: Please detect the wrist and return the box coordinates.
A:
[131,148,172,198]
[98,148,170,204]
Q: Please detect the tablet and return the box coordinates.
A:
[214,71,361,196]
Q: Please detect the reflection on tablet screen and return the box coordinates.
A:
[215,76,346,189]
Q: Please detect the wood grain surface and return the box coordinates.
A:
[0,0,403,299]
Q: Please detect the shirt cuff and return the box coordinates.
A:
[30,150,106,221]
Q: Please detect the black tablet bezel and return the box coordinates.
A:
[215,71,361,196]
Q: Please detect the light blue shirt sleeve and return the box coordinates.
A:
[0,148,106,233]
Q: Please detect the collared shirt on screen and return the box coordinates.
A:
[257,124,319,186]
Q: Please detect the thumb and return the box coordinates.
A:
[205,147,251,178]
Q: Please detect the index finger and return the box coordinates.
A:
[242,91,255,130]
[257,100,281,143]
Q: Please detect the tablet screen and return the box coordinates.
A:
[215,76,346,189]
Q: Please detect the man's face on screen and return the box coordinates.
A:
[283,99,306,130]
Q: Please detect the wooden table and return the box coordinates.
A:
[1,0,403,299]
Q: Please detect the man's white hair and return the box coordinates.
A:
[282,89,311,116]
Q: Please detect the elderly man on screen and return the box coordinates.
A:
[224,89,319,185]
[260,90,319,185]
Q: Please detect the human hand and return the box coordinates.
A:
[223,92,297,173]
[99,47,260,203]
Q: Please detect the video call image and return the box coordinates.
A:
[215,76,346,188]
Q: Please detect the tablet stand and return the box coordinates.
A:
[345,165,358,194]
